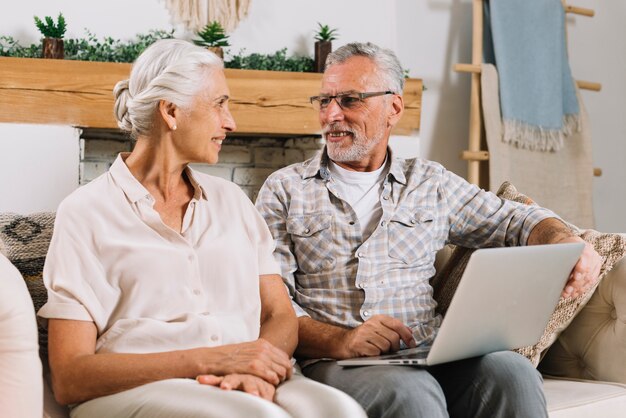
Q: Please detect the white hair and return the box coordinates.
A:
[325,42,405,94]
[113,39,223,137]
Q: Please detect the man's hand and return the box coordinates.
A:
[197,373,276,401]
[527,218,602,299]
[209,338,293,385]
[557,236,602,299]
[341,315,416,358]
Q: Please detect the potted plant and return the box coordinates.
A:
[34,13,67,59]
[193,21,230,59]
[314,23,338,72]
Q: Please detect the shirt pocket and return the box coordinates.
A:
[287,213,335,274]
[388,207,435,264]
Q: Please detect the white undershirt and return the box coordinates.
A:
[328,158,389,240]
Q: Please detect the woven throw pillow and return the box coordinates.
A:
[0,212,56,359]
[431,182,626,366]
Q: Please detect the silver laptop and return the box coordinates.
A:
[338,242,584,367]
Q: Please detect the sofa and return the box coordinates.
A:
[1,209,626,418]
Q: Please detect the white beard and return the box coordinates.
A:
[325,124,385,163]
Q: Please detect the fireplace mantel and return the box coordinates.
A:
[0,57,421,136]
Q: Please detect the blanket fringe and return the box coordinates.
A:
[502,114,581,152]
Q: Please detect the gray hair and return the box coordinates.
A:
[325,42,405,94]
[113,39,223,137]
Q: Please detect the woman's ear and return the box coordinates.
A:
[158,100,179,131]
[387,94,404,128]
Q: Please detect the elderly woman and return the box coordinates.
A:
[38,39,365,418]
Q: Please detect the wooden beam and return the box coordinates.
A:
[564,5,594,17]
[0,57,421,136]
[460,150,490,161]
[576,80,602,92]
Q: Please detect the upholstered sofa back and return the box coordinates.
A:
[540,254,626,381]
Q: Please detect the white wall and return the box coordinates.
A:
[0,125,79,212]
[565,0,626,232]
[1,0,624,231]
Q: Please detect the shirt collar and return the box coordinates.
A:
[109,153,151,204]
[109,153,207,203]
[302,146,407,185]
[184,166,208,201]
[387,148,407,185]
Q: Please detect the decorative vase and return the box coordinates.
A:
[42,37,64,59]
[314,40,332,73]
[207,46,224,60]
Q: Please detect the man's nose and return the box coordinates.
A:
[322,98,345,122]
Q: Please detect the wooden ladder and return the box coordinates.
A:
[453,0,601,189]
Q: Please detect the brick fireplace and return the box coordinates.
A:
[79,128,324,201]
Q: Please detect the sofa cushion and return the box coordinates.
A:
[431,182,626,366]
[540,251,626,383]
[544,377,626,418]
[0,212,55,358]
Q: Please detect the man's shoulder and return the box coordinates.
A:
[265,154,319,184]
[393,156,447,180]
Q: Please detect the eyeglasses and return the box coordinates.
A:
[309,91,396,111]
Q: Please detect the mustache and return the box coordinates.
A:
[323,123,354,135]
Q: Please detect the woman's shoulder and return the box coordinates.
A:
[56,173,117,224]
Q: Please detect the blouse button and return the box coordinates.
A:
[210,335,219,342]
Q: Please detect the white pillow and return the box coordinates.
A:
[0,254,43,418]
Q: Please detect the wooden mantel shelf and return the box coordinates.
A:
[0,57,421,136]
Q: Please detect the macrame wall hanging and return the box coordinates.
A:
[164,0,251,32]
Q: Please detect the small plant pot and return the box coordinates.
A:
[207,46,224,60]
[314,41,332,73]
[43,37,64,59]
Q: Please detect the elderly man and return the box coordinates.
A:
[255,42,601,418]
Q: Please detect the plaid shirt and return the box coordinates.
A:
[256,148,555,346]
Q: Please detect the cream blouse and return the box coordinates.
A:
[38,154,280,354]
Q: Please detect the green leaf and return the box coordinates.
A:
[314,22,338,42]
[33,13,67,38]
[194,21,230,48]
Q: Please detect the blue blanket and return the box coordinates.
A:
[484,0,580,151]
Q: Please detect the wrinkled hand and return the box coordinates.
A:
[341,314,416,358]
[197,373,276,402]
[558,236,602,299]
[210,339,293,385]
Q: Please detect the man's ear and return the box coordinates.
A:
[158,100,178,131]
[387,94,404,128]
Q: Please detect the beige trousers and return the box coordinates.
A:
[70,372,366,418]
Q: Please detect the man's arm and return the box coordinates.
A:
[527,217,602,298]
[296,315,415,360]
[527,217,575,246]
